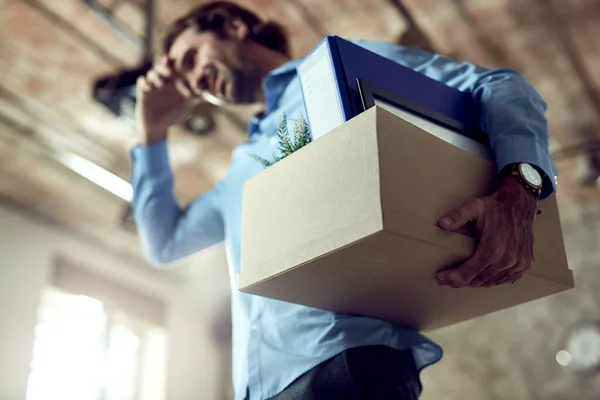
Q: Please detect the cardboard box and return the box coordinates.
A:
[239,107,573,331]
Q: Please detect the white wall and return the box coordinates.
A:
[0,209,51,400]
[0,205,232,400]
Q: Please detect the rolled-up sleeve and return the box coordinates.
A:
[131,141,225,265]
[469,68,557,198]
[358,41,558,199]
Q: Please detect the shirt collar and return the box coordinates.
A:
[262,59,302,114]
[248,59,301,137]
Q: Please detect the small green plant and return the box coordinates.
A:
[248,112,312,168]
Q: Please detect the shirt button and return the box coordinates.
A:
[251,324,259,332]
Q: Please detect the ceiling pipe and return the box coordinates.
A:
[143,0,155,63]
[80,0,144,50]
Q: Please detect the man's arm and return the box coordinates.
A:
[131,141,225,265]
[357,41,558,199]
[131,56,224,265]
[359,41,557,287]
[470,68,557,199]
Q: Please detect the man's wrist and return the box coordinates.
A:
[500,163,544,199]
[499,174,536,196]
[497,175,540,215]
[141,129,168,146]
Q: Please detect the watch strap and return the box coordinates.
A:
[501,163,542,199]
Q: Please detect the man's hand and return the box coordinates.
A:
[136,55,191,145]
[436,176,540,288]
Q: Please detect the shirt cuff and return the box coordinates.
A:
[130,140,171,179]
[493,136,558,200]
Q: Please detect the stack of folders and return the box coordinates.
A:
[296,35,491,160]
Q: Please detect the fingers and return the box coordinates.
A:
[436,189,537,290]
[437,246,488,285]
[482,258,532,287]
[496,272,524,286]
[175,79,193,99]
[160,54,175,69]
[470,254,516,287]
[139,55,178,91]
[137,76,150,92]
[146,69,164,88]
[441,255,531,289]
[481,264,517,287]
[438,197,484,232]
[155,55,175,80]
[439,253,532,288]
[437,240,517,287]
[137,70,165,92]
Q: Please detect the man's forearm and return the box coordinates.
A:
[130,141,226,264]
[470,68,558,199]
[130,141,182,263]
[139,128,168,146]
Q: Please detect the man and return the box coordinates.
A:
[131,1,557,399]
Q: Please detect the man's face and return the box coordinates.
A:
[169,27,261,104]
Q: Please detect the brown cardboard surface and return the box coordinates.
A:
[239,106,573,331]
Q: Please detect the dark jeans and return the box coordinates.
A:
[267,345,421,400]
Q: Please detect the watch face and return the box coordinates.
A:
[520,163,543,188]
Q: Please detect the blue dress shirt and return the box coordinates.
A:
[131,40,557,400]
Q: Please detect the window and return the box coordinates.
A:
[26,287,167,400]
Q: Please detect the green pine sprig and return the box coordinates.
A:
[248,153,274,167]
[292,115,311,149]
[276,112,295,156]
[248,112,312,168]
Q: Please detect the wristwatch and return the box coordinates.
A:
[501,163,544,199]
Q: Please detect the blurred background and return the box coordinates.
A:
[0,0,600,399]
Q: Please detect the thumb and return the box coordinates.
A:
[438,197,483,231]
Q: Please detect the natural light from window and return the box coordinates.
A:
[26,287,167,400]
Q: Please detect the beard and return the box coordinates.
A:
[220,42,262,105]
[229,68,260,104]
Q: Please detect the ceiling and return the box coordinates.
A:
[0,0,599,272]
